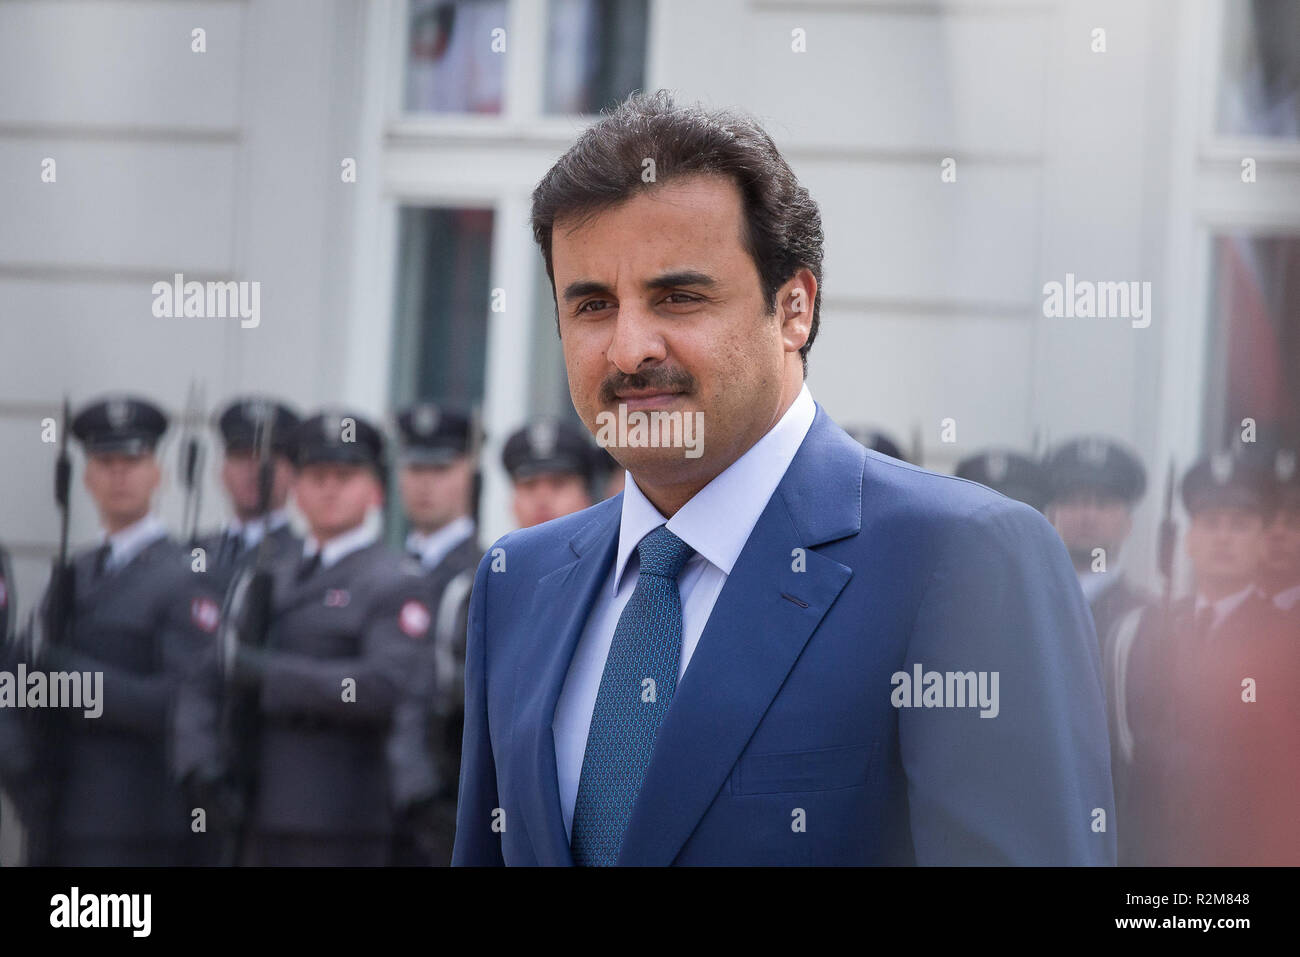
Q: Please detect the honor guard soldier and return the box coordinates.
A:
[194,397,301,596]
[1043,437,1152,655]
[27,396,221,865]
[1123,451,1293,864]
[1262,449,1300,616]
[1042,436,1152,864]
[954,449,1050,513]
[502,418,601,528]
[209,409,433,866]
[387,402,484,865]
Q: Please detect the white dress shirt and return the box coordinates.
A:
[1273,583,1300,613]
[224,507,291,551]
[102,514,168,572]
[406,515,475,570]
[1193,583,1261,636]
[303,508,382,569]
[553,384,817,839]
[1076,562,1123,605]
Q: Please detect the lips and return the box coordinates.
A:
[613,390,684,410]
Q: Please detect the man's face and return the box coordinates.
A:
[511,471,592,528]
[1262,506,1300,582]
[83,451,161,531]
[1185,507,1267,592]
[552,173,813,491]
[400,457,473,533]
[221,450,294,519]
[293,463,381,541]
[1047,491,1134,569]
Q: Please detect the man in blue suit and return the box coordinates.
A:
[453,91,1115,866]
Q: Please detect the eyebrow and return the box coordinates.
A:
[560,270,719,302]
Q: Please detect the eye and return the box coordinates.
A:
[576,299,613,314]
[663,292,701,305]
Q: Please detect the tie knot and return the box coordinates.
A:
[636,525,694,579]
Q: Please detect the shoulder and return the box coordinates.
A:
[482,496,619,576]
[140,536,204,583]
[356,543,435,601]
[859,448,1059,569]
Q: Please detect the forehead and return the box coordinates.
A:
[551,174,748,278]
[89,452,153,466]
[300,463,368,480]
[1191,506,1265,525]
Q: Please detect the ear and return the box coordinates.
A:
[777,267,816,355]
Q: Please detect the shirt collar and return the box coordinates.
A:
[304,509,382,569]
[1076,561,1122,604]
[1274,582,1300,612]
[226,508,291,548]
[614,384,817,592]
[1194,583,1261,630]
[103,514,168,570]
[406,515,475,569]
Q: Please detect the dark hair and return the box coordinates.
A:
[531,90,824,373]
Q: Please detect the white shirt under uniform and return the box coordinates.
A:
[552,384,817,840]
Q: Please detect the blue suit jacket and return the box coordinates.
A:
[453,406,1116,865]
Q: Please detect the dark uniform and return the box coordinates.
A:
[179,410,434,866]
[192,398,302,597]
[1265,449,1300,613]
[1042,436,1152,864]
[387,403,483,866]
[1124,453,1299,865]
[954,449,1049,512]
[22,397,221,865]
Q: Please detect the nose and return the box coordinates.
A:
[605,302,668,375]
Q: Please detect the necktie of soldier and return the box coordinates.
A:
[94,543,113,578]
[570,524,695,867]
[221,530,242,566]
[296,552,321,582]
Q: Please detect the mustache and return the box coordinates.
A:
[599,368,696,405]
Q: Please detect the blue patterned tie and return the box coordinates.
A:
[570,524,695,866]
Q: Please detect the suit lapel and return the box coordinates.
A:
[617,406,863,865]
[513,498,622,866]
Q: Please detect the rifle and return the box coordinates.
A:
[214,408,278,865]
[468,402,484,527]
[1157,461,1177,617]
[179,381,206,548]
[23,397,75,864]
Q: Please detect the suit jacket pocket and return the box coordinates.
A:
[731,741,880,795]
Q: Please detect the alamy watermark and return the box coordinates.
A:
[891,663,1000,718]
[0,664,102,718]
[594,404,704,458]
[1042,273,1151,329]
[152,272,260,328]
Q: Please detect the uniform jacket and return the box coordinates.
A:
[248,542,434,837]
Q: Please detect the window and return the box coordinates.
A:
[544,0,650,115]
[390,206,493,408]
[1217,0,1300,139]
[405,0,508,114]
[1205,233,1300,451]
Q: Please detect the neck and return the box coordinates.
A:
[104,511,149,535]
[412,512,469,537]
